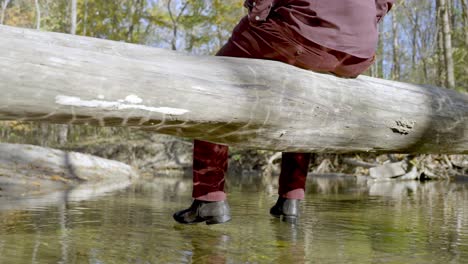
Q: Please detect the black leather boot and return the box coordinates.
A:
[270,197,300,223]
[173,199,231,225]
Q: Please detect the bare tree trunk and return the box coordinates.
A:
[83,0,88,35]
[421,47,429,82]
[40,123,49,146]
[448,0,455,31]
[436,0,445,87]
[127,3,135,42]
[70,0,77,35]
[461,0,468,50]
[370,62,377,78]
[127,0,144,43]
[391,12,400,80]
[167,0,178,50]
[57,127,68,145]
[438,0,456,89]
[372,23,384,79]
[34,0,41,30]
[417,5,431,82]
[0,0,11,25]
[412,15,418,69]
[167,0,189,51]
[461,0,468,87]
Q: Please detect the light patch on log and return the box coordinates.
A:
[124,94,143,104]
[49,56,68,64]
[55,95,189,115]
[192,85,208,91]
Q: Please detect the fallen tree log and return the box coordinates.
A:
[0,25,467,153]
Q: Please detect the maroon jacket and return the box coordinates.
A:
[244,0,394,58]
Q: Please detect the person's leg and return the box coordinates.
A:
[270,153,311,223]
[190,32,259,198]
[190,17,260,202]
[173,139,231,225]
[278,152,312,199]
[192,140,228,201]
[173,25,257,224]
[239,19,377,223]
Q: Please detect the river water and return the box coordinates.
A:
[0,174,467,264]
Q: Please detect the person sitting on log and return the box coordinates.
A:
[173,0,394,225]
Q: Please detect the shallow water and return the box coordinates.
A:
[0,175,467,264]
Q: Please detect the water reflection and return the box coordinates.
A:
[173,227,230,263]
[0,174,467,263]
[271,219,306,264]
[0,180,132,211]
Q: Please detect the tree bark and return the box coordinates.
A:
[411,15,418,69]
[436,0,445,87]
[34,0,41,30]
[0,25,467,154]
[391,12,400,80]
[438,0,456,89]
[372,23,384,79]
[70,0,77,35]
[167,0,177,50]
[0,0,10,25]
[83,0,88,35]
[462,0,468,47]
[167,0,189,51]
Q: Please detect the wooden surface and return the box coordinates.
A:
[0,25,467,153]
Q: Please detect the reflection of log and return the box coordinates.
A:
[0,25,467,154]
[0,180,133,211]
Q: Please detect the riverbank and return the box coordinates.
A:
[1,122,466,181]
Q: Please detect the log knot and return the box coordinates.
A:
[391,119,416,135]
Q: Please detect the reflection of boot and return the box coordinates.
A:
[173,200,231,225]
[270,197,299,223]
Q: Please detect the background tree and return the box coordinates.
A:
[390,10,400,80]
[0,0,11,24]
[438,0,456,89]
[34,0,39,29]
[71,0,76,34]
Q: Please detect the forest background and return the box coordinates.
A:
[0,0,467,178]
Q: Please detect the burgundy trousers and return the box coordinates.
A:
[192,16,374,201]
